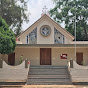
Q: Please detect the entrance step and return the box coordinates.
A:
[30,65,67,69]
[26,66,72,85]
[28,75,70,79]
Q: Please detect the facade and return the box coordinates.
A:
[1,14,88,66]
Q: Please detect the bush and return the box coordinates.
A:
[0,17,16,54]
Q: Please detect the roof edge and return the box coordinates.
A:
[17,14,74,40]
[17,14,47,38]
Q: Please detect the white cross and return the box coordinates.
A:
[42,6,48,14]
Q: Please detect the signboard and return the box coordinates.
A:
[60,54,67,59]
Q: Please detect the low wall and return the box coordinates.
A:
[68,60,88,82]
[0,60,29,82]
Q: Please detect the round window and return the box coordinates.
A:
[40,25,51,36]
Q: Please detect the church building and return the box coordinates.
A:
[2,14,88,66]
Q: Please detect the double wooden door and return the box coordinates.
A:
[40,48,51,65]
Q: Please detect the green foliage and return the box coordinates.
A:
[0,0,29,36]
[19,55,23,64]
[49,0,88,41]
[0,17,16,54]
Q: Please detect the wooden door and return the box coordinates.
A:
[40,48,51,65]
[76,52,83,65]
[8,53,15,65]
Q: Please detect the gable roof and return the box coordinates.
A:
[17,14,74,40]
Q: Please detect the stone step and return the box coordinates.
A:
[28,77,70,79]
[27,82,72,85]
[27,66,72,85]
[29,72,69,75]
[27,78,72,85]
[27,80,72,85]
[27,78,71,82]
[29,68,68,71]
[28,75,70,79]
[30,66,67,69]
[29,70,69,74]
[29,71,68,73]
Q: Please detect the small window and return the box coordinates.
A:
[27,35,28,44]
[63,36,64,44]
[58,37,60,39]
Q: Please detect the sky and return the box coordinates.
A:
[22,0,55,31]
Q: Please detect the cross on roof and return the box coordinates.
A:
[42,6,48,14]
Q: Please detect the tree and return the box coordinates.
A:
[0,17,16,54]
[0,0,29,36]
[49,0,88,41]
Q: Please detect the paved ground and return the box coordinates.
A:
[1,85,88,88]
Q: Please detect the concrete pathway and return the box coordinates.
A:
[0,85,88,88]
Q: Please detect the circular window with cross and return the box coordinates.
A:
[40,25,51,36]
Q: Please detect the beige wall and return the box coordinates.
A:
[15,48,40,65]
[14,47,88,66]
[64,37,72,44]
[0,61,29,82]
[0,54,8,64]
[18,15,73,44]
[19,35,26,44]
[1,47,88,66]
[52,48,88,66]
[69,61,88,82]
[37,19,54,44]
